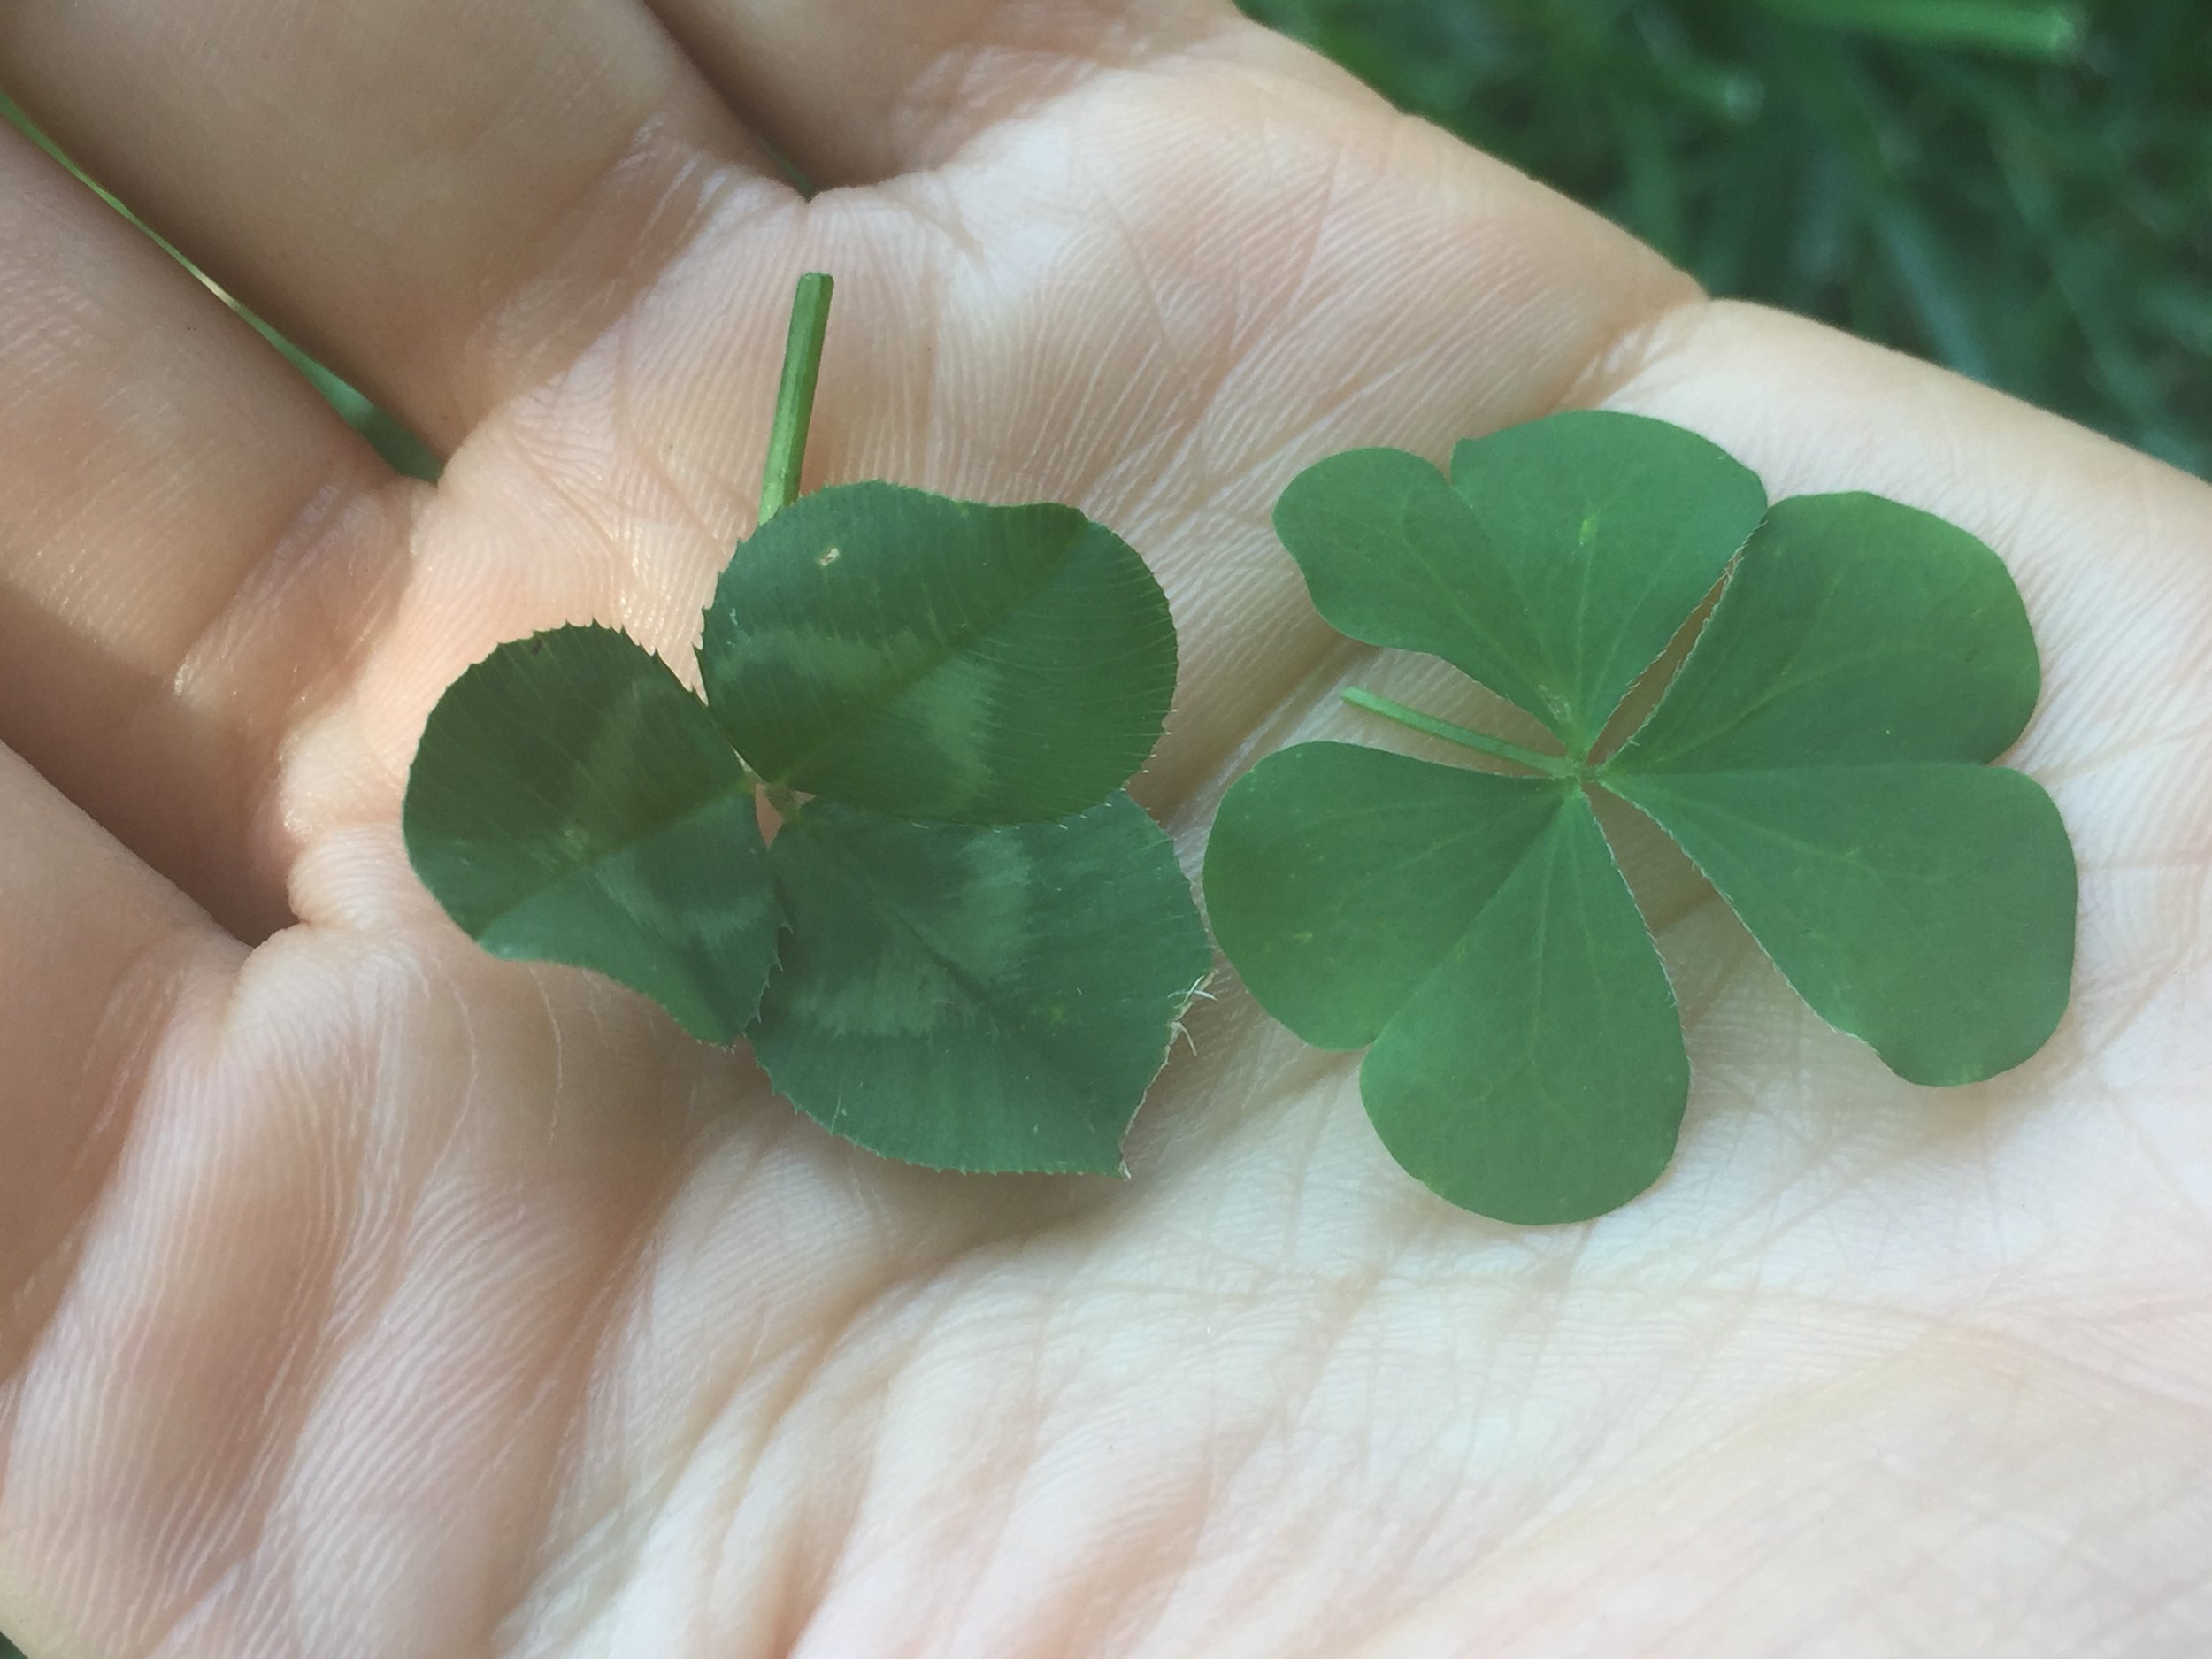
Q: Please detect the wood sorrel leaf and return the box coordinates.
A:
[1206,746,1685,1222]
[1202,742,1565,1049]
[751,793,1212,1174]
[1602,492,2077,1083]
[403,626,781,1045]
[1358,789,1688,1224]
[1606,493,2042,770]
[1209,421,2078,1224]
[701,482,1178,825]
[1273,411,1767,756]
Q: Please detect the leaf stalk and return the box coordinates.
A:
[758,272,835,526]
[1342,687,1578,779]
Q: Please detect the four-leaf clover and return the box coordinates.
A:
[1203,411,2077,1224]
[403,276,1211,1177]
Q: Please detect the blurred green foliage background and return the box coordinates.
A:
[1240,0,2211,473]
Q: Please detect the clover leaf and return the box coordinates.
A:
[1204,411,2078,1224]
[403,274,1210,1174]
[754,793,1209,1173]
[403,622,781,1045]
[700,482,1176,824]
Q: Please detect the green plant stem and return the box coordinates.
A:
[1343,687,1578,778]
[759,272,835,525]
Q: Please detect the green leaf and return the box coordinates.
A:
[1202,742,1566,1049]
[1273,411,1767,755]
[1210,420,2078,1223]
[702,482,1178,824]
[403,626,781,1045]
[400,275,1206,1177]
[1601,767,2073,1083]
[751,793,1212,1173]
[1360,790,1688,1225]
[1604,493,2077,1082]
[1206,749,1686,1224]
[1607,493,2041,769]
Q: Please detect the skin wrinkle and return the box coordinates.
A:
[528,1239,805,1655]
[772,1279,1003,1650]
[463,117,767,451]
[191,969,453,1646]
[0,925,229,1383]
[285,1136,591,1649]
[0,255,387,933]
[931,1305,1065,1651]
[113,967,396,1657]
[1897,1436,2152,1588]
[1071,146,1226,472]
[2097,1089,2212,1251]
[186,467,428,933]
[119,1286,338,1659]
[580,1276,863,1645]
[502,1115,728,1632]
[870,5,1238,186]
[1133,1292,1354,1655]
[757,1348,891,1657]
[457,122,786,451]
[1437,1330,1970,1586]
[504,434,675,626]
[1100,1248,1435,1648]
[2035,712,2212,790]
[551,1160,1056,1651]
[2075,1591,2208,1658]
[603,328,734,628]
[56,1120,281,1653]
[479,1221,675,1658]
[3,5,2209,1655]
[995,1291,1209,1645]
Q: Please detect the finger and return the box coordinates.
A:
[639,0,1244,183]
[0,742,242,1394]
[0,128,407,937]
[0,0,786,449]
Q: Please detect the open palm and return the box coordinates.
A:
[3,2,2208,1655]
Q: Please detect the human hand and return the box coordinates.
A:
[2,2,2207,1654]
